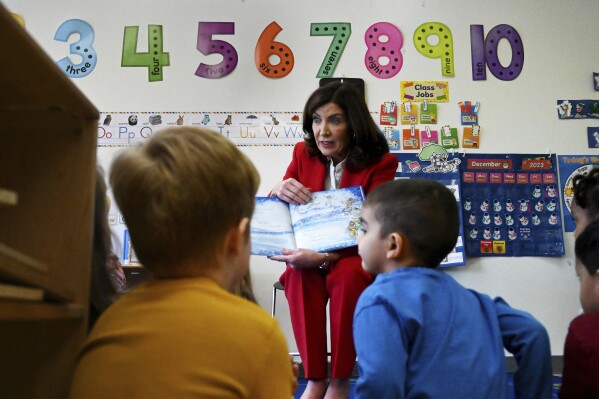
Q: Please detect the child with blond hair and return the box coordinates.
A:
[69,127,295,398]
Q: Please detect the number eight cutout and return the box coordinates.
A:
[470,24,524,81]
[413,22,454,77]
[54,19,97,78]
[364,22,403,79]
[310,23,351,78]
[255,21,294,78]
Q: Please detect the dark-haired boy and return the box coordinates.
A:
[353,179,552,399]
[559,219,599,398]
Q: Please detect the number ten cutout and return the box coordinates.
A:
[54,19,97,78]
[311,23,351,78]
[413,22,454,77]
[255,22,294,78]
[471,24,524,81]
[122,25,170,82]
[196,22,238,79]
[364,22,403,79]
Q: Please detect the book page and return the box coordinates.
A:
[250,197,297,255]
[290,186,364,252]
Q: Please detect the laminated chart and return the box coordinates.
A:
[460,154,564,257]
[97,112,305,147]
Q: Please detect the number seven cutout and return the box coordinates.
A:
[311,23,351,78]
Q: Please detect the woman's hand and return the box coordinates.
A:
[268,248,327,269]
[271,178,312,205]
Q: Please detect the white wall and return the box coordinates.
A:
[7,0,598,356]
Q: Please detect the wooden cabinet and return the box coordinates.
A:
[0,3,98,397]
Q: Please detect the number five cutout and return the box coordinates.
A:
[255,22,294,78]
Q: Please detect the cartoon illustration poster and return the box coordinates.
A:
[460,154,564,257]
[558,155,599,232]
[394,145,465,267]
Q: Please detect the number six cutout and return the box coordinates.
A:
[413,22,454,77]
[255,21,294,78]
[54,19,97,78]
[364,22,403,79]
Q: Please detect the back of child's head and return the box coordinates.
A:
[364,179,459,268]
[109,127,260,277]
[575,218,599,277]
[573,167,599,215]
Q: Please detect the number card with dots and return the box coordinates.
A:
[54,19,97,78]
[121,25,170,82]
[364,22,403,79]
[255,21,294,78]
[413,22,454,77]
[470,24,524,81]
[310,23,351,78]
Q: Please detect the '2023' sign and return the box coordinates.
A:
[48,18,523,82]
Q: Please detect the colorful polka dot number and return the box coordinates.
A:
[121,25,170,82]
[364,22,403,79]
[413,22,454,77]
[195,22,238,79]
[54,19,97,78]
[484,24,524,81]
[310,23,351,78]
[255,21,294,78]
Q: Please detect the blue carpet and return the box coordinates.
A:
[294,374,563,398]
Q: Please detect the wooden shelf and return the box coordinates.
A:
[0,188,17,206]
[0,242,75,303]
[0,300,84,320]
[0,241,47,273]
[0,2,97,396]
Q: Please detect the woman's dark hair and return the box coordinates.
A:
[575,219,599,276]
[302,82,389,171]
[572,167,599,216]
[90,167,119,327]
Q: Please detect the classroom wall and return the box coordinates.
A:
[7,0,598,357]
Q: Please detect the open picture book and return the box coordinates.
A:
[250,186,365,256]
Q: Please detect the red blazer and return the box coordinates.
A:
[282,142,398,196]
[282,142,398,259]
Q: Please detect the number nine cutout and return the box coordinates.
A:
[413,22,454,77]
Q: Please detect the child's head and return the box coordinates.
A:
[110,127,260,279]
[359,179,459,273]
[574,219,599,313]
[572,167,599,237]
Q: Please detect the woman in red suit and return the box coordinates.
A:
[269,82,398,399]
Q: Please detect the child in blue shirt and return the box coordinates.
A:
[353,179,552,399]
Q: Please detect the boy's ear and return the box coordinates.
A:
[225,217,250,256]
[386,232,405,260]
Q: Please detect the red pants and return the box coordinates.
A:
[280,254,373,379]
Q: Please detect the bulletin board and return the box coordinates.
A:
[8,0,599,357]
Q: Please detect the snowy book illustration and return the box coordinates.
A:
[251,186,365,256]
